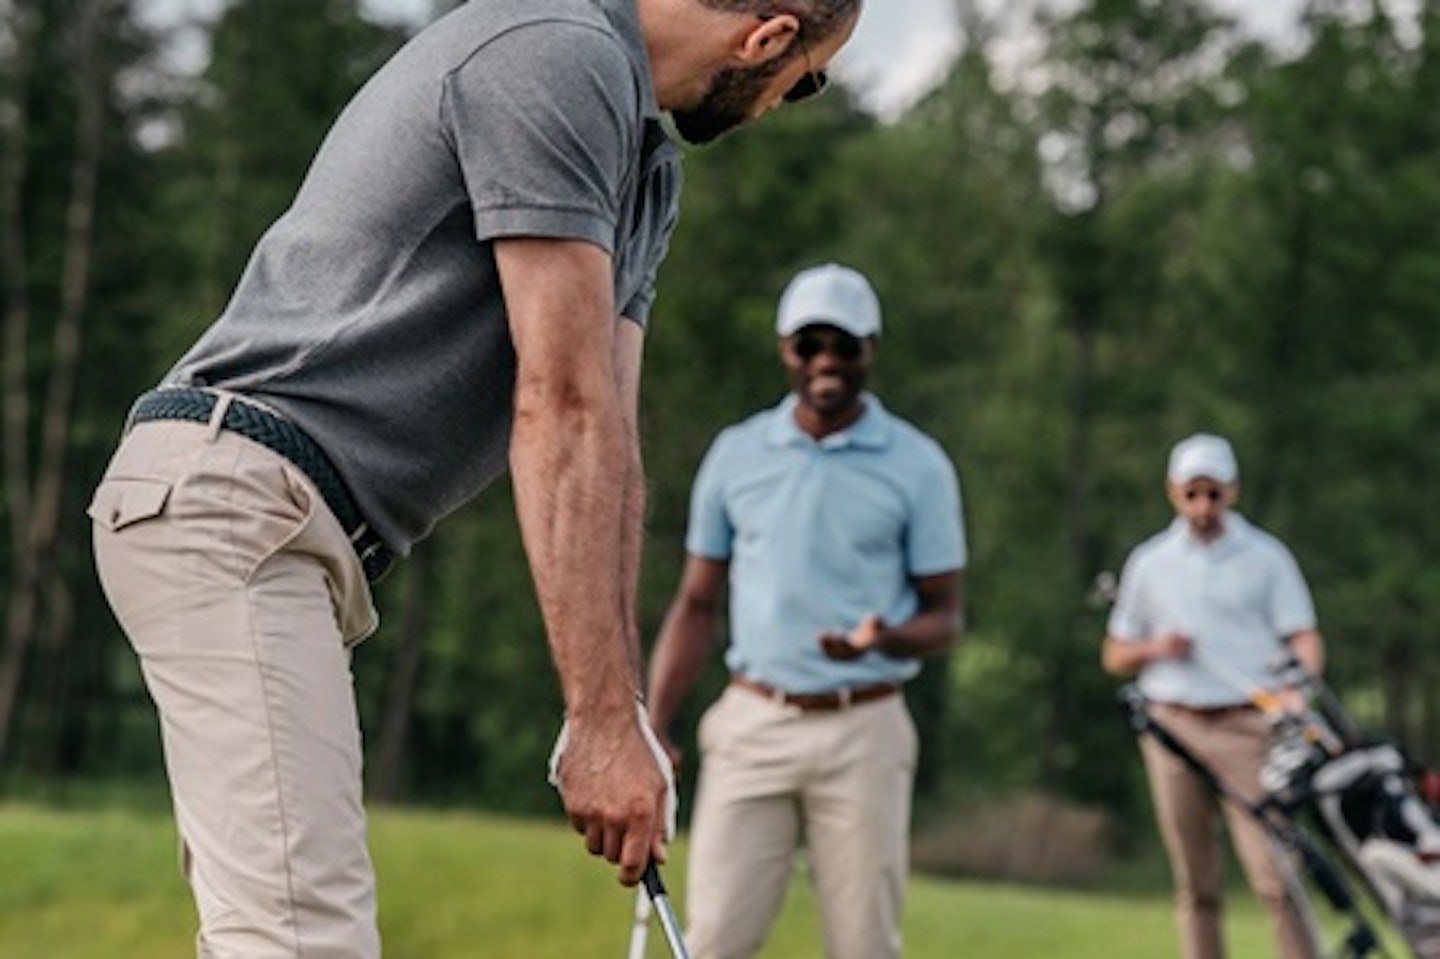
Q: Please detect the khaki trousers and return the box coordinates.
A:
[1141,703,1318,959]
[684,683,918,959]
[89,417,380,959]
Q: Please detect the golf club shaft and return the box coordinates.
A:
[627,885,652,959]
[642,861,690,959]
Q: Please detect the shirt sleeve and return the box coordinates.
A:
[1107,550,1150,641]
[1267,541,1318,636]
[441,20,638,251]
[906,446,966,575]
[619,134,683,324]
[684,434,735,561]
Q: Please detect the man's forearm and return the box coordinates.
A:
[496,238,665,884]
[1101,636,1150,676]
[875,608,962,659]
[871,572,963,660]
[618,439,646,686]
[615,321,647,691]
[511,388,638,716]
[1287,629,1325,677]
[647,606,716,734]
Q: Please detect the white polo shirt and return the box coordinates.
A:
[1107,512,1317,708]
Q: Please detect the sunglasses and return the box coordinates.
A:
[1183,488,1224,503]
[783,28,829,103]
[793,328,863,362]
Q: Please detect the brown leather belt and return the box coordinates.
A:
[731,675,900,712]
[1160,702,1257,719]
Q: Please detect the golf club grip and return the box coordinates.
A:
[642,860,667,899]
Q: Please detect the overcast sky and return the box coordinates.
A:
[138,0,1326,120]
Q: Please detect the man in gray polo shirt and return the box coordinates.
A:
[1103,433,1326,959]
[87,2,860,956]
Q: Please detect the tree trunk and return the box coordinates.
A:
[1379,636,1414,753]
[1040,203,1101,790]
[202,0,253,312]
[372,544,433,803]
[2,1,36,558]
[0,0,39,767]
[0,0,108,764]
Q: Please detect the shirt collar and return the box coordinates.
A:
[1170,511,1252,556]
[597,0,662,121]
[765,393,893,451]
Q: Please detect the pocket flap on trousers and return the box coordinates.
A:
[88,477,172,532]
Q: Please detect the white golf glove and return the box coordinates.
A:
[548,697,678,841]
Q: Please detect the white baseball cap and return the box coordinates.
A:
[1167,433,1239,485]
[775,263,882,339]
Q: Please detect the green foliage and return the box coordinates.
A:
[356,485,564,811]
[2,0,185,778]
[4,0,1440,850]
[1225,0,1440,757]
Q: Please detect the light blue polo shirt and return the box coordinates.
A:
[1107,513,1317,707]
[686,393,966,693]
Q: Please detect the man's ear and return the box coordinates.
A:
[737,13,799,67]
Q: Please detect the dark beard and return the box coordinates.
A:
[670,63,778,145]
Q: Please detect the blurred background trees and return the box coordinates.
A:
[2,0,1437,874]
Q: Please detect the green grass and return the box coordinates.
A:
[0,803,1312,957]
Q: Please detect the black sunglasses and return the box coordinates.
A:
[783,27,829,103]
[1183,488,1223,503]
[794,328,863,362]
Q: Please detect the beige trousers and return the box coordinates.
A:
[1141,703,1318,959]
[684,683,918,959]
[89,417,380,959]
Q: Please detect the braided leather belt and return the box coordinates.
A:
[731,675,901,712]
[128,387,395,583]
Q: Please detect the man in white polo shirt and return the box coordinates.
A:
[1103,432,1326,959]
[646,263,966,958]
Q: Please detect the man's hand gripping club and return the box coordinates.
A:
[549,698,678,885]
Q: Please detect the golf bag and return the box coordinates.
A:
[1257,665,1440,959]
[1123,668,1440,959]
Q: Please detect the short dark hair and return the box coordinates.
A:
[699,0,860,44]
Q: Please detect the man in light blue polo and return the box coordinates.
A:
[1102,432,1325,959]
[646,263,966,959]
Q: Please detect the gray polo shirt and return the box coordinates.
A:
[1107,513,1318,707]
[166,0,682,554]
